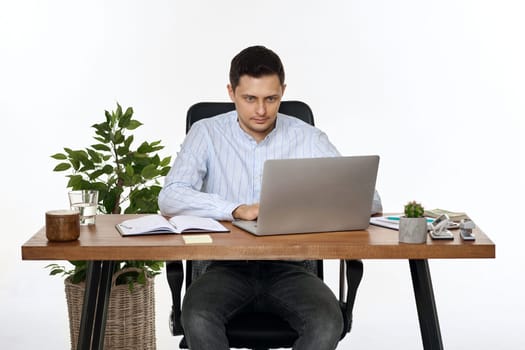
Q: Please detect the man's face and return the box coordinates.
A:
[228,74,286,142]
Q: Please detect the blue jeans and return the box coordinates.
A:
[181,260,343,350]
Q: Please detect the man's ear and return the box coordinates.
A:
[281,83,287,97]
[227,84,235,101]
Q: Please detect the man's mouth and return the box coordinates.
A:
[252,117,268,124]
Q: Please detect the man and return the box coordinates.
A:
[159,45,382,350]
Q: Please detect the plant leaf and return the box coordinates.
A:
[117,145,130,157]
[141,164,158,179]
[160,156,172,167]
[53,163,71,171]
[124,134,134,149]
[91,144,111,152]
[93,136,107,144]
[118,113,131,129]
[116,103,123,119]
[67,175,83,188]
[126,120,142,130]
[102,164,114,174]
[114,130,125,144]
[88,169,104,180]
[123,106,133,119]
[51,153,67,160]
[137,141,151,154]
[71,158,80,171]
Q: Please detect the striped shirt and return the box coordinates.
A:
[159,110,382,220]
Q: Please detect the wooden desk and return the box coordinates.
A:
[22,214,495,350]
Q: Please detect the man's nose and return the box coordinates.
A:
[255,101,266,116]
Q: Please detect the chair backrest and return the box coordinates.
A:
[184,100,322,287]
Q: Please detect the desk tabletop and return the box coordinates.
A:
[21,214,495,261]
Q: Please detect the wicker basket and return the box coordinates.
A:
[65,267,156,350]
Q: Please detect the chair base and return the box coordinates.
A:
[179,311,297,349]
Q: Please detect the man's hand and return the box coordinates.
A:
[232,204,259,220]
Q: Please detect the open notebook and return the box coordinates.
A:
[116,215,229,236]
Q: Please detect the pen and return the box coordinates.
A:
[386,216,434,222]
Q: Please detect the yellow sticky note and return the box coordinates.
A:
[182,234,213,244]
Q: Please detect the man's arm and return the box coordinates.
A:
[158,123,242,221]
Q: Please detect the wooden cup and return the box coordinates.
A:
[46,210,80,242]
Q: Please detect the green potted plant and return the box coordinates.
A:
[399,200,428,244]
[47,103,171,349]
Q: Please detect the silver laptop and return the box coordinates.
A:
[233,155,379,236]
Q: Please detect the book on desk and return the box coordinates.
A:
[370,215,460,231]
[115,214,229,236]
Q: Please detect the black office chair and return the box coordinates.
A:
[166,101,364,350]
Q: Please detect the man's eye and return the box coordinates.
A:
[245,96,255,102]
[267,96,276,102]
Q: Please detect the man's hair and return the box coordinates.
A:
[229,46,285,91]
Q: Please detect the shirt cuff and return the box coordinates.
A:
[222,202,243,221]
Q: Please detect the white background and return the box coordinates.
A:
[1,1,524,349]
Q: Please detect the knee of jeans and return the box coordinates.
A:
[181,306,226,334]
[305,308,344,341]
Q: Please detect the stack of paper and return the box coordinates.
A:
[423,209,469,222]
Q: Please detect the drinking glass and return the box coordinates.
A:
[68,190,99,225]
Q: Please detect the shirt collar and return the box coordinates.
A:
[231,111,281,144]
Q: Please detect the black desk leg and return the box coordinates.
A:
[409,259,444,350]
[77,261,115,350]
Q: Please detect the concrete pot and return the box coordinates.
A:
[399,217,428,244]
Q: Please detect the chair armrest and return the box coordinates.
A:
[339,259,364,334]
[166,261,184,335]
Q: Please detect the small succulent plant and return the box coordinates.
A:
[404,200,424,218]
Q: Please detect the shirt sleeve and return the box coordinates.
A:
[371,190,383,215]
[312,131,341,157]
[158,122,241,221]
